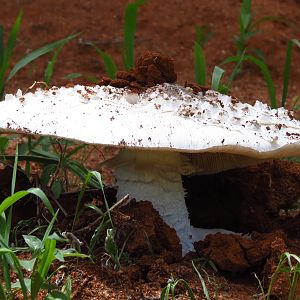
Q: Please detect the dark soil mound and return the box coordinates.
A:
[100,51,177,91]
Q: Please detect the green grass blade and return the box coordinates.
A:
[28,188,55,217]
[221,54,276,108]
[192,260,211,300]
[211,66,225,91]
[11,144,19,196]
[226,50,245,91]
[44,45,63,86]
[0,154,58,164]
[65,143,87,159]
[90,44,117,79]
[64,72,82,80]
[41,211,59,246]
[0,191,30,215]
[281,39,300,107]
[31,239,56,300]
[7,32,80,82]
[160,285,170,300]
[72,171,93,230]
[0,188,54,217]
[0,10,23,83]
[123,0,145,70]
[90,171,112,224]
[0,281,6,300]
[0,26,4,68]
[194,42,206,86]
[0,11,23,99]
[2,256,12,300]
[0,136,9,154]
[65,160,101,189]
[240,0,251,32]
[0,248,28,300]
[195,25,213,47]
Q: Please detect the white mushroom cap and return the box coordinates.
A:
[0,83,300,159]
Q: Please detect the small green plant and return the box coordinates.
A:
[265,252,300,300]
[194,25,213,86]
[74,171,130,269]
[75,0,145,80]
[0,146,52,299]
[0,148,88,299]
[220,38,300,109]
[194,36,245,94]
[0,136,101,199]
[0,10,79,100]
[234,0,284,59]
[254,252,300,300]
[160,276,196,300]
[192,258,218,300]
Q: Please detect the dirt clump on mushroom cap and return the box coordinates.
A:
[99,51,177,91]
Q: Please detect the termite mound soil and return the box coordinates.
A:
[99,51,177,90]
[184,160,300,236]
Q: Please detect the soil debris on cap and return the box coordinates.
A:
[184,81,210,95]
[99,51,177,91]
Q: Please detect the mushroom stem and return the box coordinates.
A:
[110,149,194,254]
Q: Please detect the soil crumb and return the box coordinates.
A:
[99,51,177,91]
[194,230,287,273]
[113,200,182,260]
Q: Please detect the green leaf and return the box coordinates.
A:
[11,144,19,195]
[105,228,118,259]
[18,258,36,271]
[195,24,213,48]
[221,54,276,108]
[0,154,58,164]
[281,39,300,107]
[30,239,56,300]
[41,164,57,186]
[0,136,9,154]
[211,66,225,91]
[0,248,28,300]
[64,72,82,80]
[123,0,145,69]
[0,10,23,89]
[41,211,59,244]
[28,187,55,217]
[192,260,211,300]
[51,180,63,199]
[65,143,87,158]
[0,190,30,215]
[225,50,246,92]
[31,148,59,160]
[46,291,70,300]
[90,44,117,79]
[23,235,43,253]
[6,32,80,82]
[0,26,4,68]
[240,0,252,32]
[44,46,63,86]
[194,42,206,86]
[0,281,6,300]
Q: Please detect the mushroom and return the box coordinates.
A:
[1,83,300,255]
